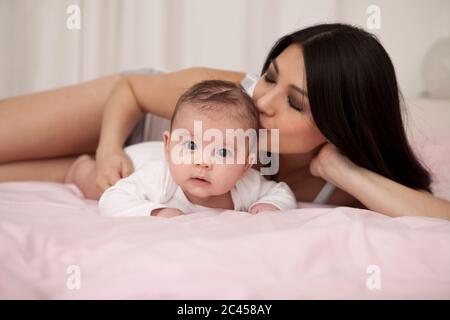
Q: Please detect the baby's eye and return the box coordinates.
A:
[183,140,197,151]
[216,148,232,158]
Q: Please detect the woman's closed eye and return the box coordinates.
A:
[263,72,304,112]
[263,72,276,84]
[288,96,303,112]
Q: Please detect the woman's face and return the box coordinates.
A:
[253,44,326,154]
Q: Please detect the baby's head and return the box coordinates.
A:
[163,80,259,200]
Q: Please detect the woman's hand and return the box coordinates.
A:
[310,143,450,219]
[95,148,134,193]
[310,143,357,187]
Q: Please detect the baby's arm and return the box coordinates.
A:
[99,180,164,217]
[248,175,297,214]
[98,162,181,217]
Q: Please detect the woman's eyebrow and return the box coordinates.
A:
[272,60,308,96]
[271,59,280,74]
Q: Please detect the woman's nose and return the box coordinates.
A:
[256,92,277,117]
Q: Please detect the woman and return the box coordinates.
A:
[0,23,449,219]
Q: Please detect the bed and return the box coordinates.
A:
[1,98,449,299]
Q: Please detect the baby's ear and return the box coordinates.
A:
[163,131,170,148]
[162,131,171,160]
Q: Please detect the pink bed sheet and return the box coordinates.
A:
[0,181,449,299]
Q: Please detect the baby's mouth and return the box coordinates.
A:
[190,176,210,184]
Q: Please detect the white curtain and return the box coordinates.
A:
[0,0,339,98]
[0,0,449,99]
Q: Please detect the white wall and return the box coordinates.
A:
[0,0,341,97]
[173,0,339,74]
[339,0,450,98]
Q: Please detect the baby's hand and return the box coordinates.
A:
[151,207,184,218]
[249,203,280,214]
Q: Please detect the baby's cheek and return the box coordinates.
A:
[168,164,190,185]
[212,165,245,192]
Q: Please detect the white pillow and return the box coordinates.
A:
[422,37,450,99]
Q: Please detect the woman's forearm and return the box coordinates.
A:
[332,162,450,220]
[96,68,245,155]
[96,76,144,154]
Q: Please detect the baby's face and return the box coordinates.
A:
[163,110,256,200]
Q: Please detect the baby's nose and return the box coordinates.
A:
[193,153,212,169]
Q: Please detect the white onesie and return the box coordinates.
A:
[98,158,297,217]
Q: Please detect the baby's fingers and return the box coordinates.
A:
[96,176,111,193]
[249,206,260,214]
[106,170,122,187]
[95,170,120,192]
[120,159,134,178]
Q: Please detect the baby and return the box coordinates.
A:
[70,80,297,217]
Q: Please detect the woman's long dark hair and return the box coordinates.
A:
[262,23,432,192]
